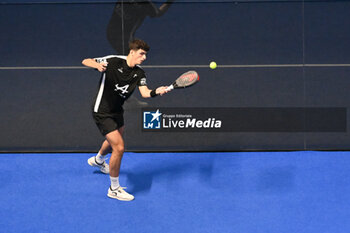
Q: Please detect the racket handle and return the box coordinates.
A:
[165,85,174,91]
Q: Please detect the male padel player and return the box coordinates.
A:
[82,39,169,201]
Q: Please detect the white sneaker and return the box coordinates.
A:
[87,156,109,174]
[107,186,134,201]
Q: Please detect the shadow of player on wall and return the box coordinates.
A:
[107,0,175,55]
[106,0,175,108]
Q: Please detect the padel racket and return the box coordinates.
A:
[165,70,199,91]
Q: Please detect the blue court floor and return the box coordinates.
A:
[1,151,350,233]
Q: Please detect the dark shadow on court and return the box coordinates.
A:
[120,155,217,194]
[122,163,192,194]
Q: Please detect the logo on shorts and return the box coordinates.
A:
[143,109,162,129]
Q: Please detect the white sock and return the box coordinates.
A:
[110,176,120,190]
[95,152,106,163]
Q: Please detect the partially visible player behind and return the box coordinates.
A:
[82,39,169,201]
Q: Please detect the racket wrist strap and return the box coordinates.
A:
[150,89,158,98]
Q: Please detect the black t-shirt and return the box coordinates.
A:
[92,55,147,114]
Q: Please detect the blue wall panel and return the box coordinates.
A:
[1,0,349,151]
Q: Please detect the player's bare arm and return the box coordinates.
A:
[82,58,108,72]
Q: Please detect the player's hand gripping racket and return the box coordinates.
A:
[165,70,199,91]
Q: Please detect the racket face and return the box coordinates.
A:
[175,71,199,88]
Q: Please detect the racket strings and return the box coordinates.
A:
[177,72,198,86]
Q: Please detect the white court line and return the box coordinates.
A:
[1,64,350,70]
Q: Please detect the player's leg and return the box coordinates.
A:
[89,113,123,174]
[106,127,124,178]
[105,127,134,201]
